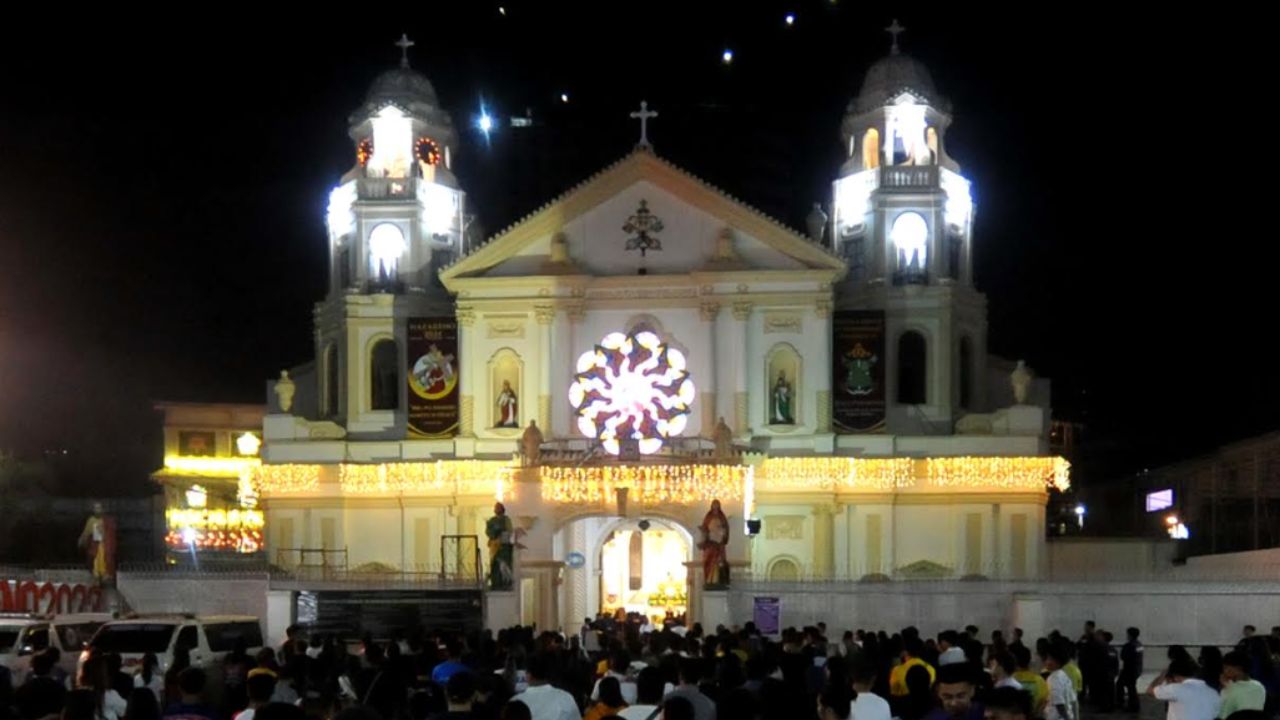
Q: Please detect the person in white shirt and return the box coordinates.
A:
[937,631,968,668]
[1044,644,1079,720]
[1149,658,1222,720]
[132,653,164,704]
[849,660,892,720]
[591,652,638,705]
[511,655,579,720]
[988,652,1023,691]
[618,667,667,720]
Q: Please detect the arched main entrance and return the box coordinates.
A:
[555,514,694,630]
[598,518,690,620]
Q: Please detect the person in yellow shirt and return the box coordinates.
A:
[1011,644,1049,717]
[890,637,937,696]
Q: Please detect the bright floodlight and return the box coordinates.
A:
[722,49,734,64]
[785,13,795,25]
[478,112,494,134]
[560,93,569,103]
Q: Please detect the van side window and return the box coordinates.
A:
[205,622,264,653]
[176,626,198,651]
[26,626,50,652]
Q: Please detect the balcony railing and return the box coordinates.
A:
[356,177,418,200]
[879,165,939,190]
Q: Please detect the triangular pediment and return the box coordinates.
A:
[440,150,844,285]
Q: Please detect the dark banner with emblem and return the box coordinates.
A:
[407,317,459,438]
[832,310,886,433]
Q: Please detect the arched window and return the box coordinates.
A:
[324,344,340,417]
[370,339,400,411]
[891,212,929,284]
[897,331,927,405]
[768,557,800,582]
[958,337,973,410]
[862,128,881,170]
[926,127,940,164]
[368,223,406,285]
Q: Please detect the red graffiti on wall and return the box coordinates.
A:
[0,580,105,614]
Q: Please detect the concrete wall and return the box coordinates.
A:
[116,572,269,622]
[726,579,1280,647]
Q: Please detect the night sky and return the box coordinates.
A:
[0,6,1267,495]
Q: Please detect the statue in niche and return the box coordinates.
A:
[1011,360,1033,405]
[520,420,544,466]
[495,380,519,428]
[771,370,795,425]
[274,370,296,413]
[485,502,514,590]
[698,499,730,589]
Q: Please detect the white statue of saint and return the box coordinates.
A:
[496,380,518,428]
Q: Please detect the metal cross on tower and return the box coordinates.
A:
[395,33,416,69]
[630,101,659,150]
[885,19,906,54]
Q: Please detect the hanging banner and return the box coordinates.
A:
[832,310,886,433]
[407,317,460,438]
[753,596,781,636]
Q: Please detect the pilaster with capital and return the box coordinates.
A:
[814,299,832,432]
[812,503,840,579]
[730,302,751,434]
[700,300,720,436]
[457,307,476,436]
[535,305,555,432]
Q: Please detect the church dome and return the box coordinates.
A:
[849,52,945,114]
[356,66,442,116]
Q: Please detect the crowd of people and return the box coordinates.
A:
[4,619,1280,720]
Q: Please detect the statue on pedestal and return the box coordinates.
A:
[698,499,730,589]
[1010,360,1033,405]
[521,420,544,466]
[77,502,116,586]
[274,370,296,413]
[485,502,515,591]
[712,416,734,459]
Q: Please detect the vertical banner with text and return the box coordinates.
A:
[407,317,459,438]
[832,310,886,433]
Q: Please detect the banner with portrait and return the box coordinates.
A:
[407,317,459,438]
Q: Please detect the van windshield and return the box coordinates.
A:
[90,624,177,654]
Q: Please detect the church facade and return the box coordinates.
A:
[254,35,1067,632]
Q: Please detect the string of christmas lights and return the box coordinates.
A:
[926,457,1071,492]
[540,464,747,505]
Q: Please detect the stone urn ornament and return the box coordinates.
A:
[1010,360,1033,405]
[806,203,829,245]
[275,370,296,413]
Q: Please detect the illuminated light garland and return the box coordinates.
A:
[758,457,913,491]
[338,460,513,496]
[165,508,265,554]
[568,330,695,455]
[251,464,324,494]
[165,528,263,553]
[540,464,746,505]
[925,457,1071,492]
[163,456,260,478]
[166,508,265,530]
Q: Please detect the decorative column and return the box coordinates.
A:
[535,305,555,431]
[814,298,833,432]
[731,301,752,435]
[549,308,571,438]
[812,503,839,580]
[566,303,586,436]
[457,306,476,436]
[700,300,720,437]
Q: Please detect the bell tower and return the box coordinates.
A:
[832,21,988,433]
[313,35,463,435]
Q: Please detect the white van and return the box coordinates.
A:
[1,613,113,684]
[83,615,264,674]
